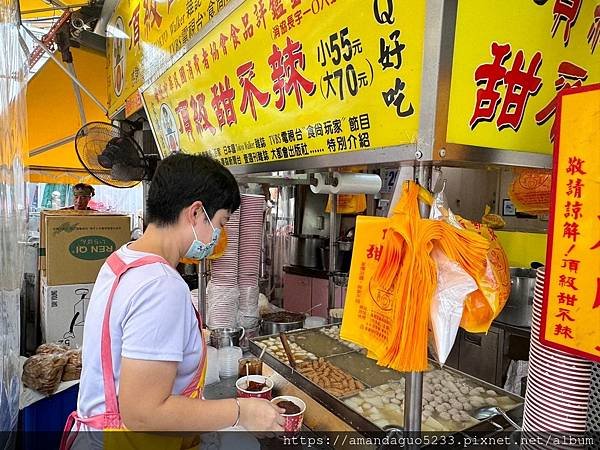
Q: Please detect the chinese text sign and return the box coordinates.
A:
[447,0,599,155]
[107,0,233,116]
[141,0,425,167]
[541,84,600,363]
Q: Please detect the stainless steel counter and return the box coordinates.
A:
[250,327,524,439]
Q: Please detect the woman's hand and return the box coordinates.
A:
[238,398,285,431]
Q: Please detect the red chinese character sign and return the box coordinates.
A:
[447,0,599,155]
[142,0,426,165]
[106,0,234,116]
[540,84,600,363]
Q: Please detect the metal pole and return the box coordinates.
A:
[402,163,432,436]
[20,25,109,115]
[416,164,433,218]
[66,62,87,125]
[327,192,337,312]
[404,372,424,432]
[29,134,76,157]
[199,259,208,327]
[21,4,88,14]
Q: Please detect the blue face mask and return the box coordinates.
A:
[185,206,221,260]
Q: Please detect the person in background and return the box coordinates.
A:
[61,154,283,450]
[63,183,96,211]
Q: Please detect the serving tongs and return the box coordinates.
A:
[279,332,297,370]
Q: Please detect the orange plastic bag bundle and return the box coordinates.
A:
[454,216,510,332]
[341,182,489,372]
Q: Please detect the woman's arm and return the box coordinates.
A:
[119,357,283,432]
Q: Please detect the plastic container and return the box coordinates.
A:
[304,316,327,329]
[205,346,220,385]
[218,346,242,378]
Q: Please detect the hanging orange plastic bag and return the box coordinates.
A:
[339,215,394,356]
[455,216,511,332]
[481,205,505,229]
[325,194,367,214]
[508,168,552,214]
[341,182,490,372]
[208,227,228,260]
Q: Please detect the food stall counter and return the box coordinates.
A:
[249,326,524,442]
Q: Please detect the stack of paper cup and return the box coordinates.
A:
[206,282,239,329]
[238,194,265,287]
[521,267,592,437]
[211,209,240,285]
[238,285,260,329]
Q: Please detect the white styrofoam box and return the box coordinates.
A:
[40,275,93,348]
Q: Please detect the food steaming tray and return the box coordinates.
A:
[250,325,524,434]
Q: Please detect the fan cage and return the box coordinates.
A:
[75,122,146,188]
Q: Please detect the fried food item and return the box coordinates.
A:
[297,358,364,397]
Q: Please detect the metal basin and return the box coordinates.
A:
[496,268,536,327]
[289,234,326,269]
[209,327,245,348]
[260,312,305,335]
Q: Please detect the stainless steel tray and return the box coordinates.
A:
[250,325,524,434]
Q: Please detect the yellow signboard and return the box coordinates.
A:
[541,84,600,363]
[142,0,425,167]
[106,0,233,116]
[447,0,600,155]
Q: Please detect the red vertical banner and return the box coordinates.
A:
[540,83,600,362]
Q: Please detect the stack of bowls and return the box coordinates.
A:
[521,267,592,437]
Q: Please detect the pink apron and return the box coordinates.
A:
[60,253,207,450]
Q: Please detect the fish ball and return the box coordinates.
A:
[435,404,448,413]
[460,386,470,395]
[423,404,434,411]
[451,401,463,410]
[439,412,451,421]
[485,389,497,397]
[451,414,462,423]
[485,397,498,406]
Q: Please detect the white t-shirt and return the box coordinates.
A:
[77,244,202,421]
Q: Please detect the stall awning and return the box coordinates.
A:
[26,46,108,184]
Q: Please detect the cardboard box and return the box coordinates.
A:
[40,211,130,285]
[40,276,93,348]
